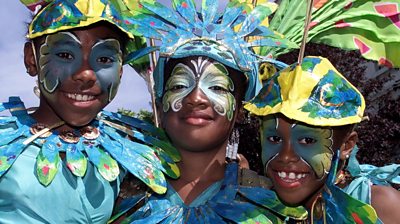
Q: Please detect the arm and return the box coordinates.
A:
[371,185,400,224]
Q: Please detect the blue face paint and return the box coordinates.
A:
[89,39,123,101]
[261,117,334,179]
[39,32,83,93]
[38,32,123,101]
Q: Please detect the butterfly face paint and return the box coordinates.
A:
[162,57,236,121]
[38,32,123,101]
[261,116,334,179]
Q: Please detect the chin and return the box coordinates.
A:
[62,114,96,128]
[277,194,305,207]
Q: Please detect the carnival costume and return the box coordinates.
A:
[257,0,400,69]
[0,1,179,223]
[112,0,310,223]
[245,56,400,223]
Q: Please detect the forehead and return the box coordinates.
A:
[262,114,329,131]
[165,56,246,84]
[36,23,124,47]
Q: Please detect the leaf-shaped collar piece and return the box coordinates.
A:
[0,97,180,194]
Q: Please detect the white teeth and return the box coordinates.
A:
[66,93,95,102]
[278,172,287,178]
[277,171,307,180]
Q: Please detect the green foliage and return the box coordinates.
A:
[117,108,154,125]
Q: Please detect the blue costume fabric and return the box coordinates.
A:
[0,144,124,223]
[0,97,179,223]
[118,162,307,223]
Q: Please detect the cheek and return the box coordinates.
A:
[260,136,281,167]
[39,54,82,93]
[294,145,333,179]
[94,66,121,101]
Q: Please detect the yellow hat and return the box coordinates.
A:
[245,56,365,126]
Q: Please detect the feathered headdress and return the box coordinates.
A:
[125,0,297,101]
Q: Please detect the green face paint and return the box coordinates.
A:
[261,117,333,179]
[163,57,236,120]
[38,32,123,101]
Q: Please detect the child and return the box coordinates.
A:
[116,0,309,223]
[245,56,400,223]
[0,0,178,223]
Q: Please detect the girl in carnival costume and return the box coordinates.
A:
[0,0,180,223]
[113,0,310,223]
[245,57,400,223]
[245,0,400,222]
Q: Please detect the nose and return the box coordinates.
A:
[72,60,97,89]
[275,141,300,164]
[183,87,210,110]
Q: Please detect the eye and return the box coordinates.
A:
[169,85,187,91]
[56,52,73,60]
[97,57,114,64]
[299,137,317,145]
[267,136,282,144]
[209,86,229,93]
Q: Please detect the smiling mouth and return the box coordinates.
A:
[271,170,310,188]
[65,93,95,102]
[277,171,308,182]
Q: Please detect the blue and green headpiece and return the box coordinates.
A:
[127,0,296,101]
[20,0,150,71]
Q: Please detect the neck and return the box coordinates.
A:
[177,144,227,183]
[169,142,228,205]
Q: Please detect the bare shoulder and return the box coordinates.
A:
[371,185,400,223]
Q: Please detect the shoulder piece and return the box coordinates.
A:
[0,97,180,194]
[239,167,272,189]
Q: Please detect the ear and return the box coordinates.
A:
[24,42,38,77]
[339,131,358,160]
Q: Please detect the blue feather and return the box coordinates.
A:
[201,0,219,26]
[172,0,197,26]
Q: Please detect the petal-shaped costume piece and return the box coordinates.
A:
[65,143,88,177]
[36,135,61,186]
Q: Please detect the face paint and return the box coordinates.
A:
[261,117,334,179]
[38,32,123,101]
[39,32,83,93]
[163,57,236,120]
[89,39,123,101]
